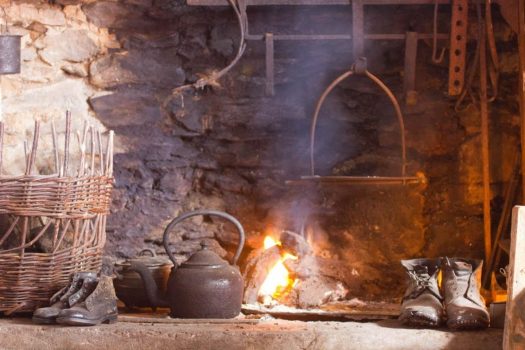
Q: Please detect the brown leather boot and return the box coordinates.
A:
[32,272,98,324]
[56,275,118,326]
[399,258,444,327]
[442,258,490,330]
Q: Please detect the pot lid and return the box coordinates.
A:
[181,247,228,268]
[116,249,172,268]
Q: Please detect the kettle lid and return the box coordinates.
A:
[181,245,228,268]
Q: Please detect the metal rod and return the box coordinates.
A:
[482,150,521,289]
[431,0,446,63]
[365,71,407,177]
[245,33,448,41]
[309,65,407,178]
[310,70,354,175]
[403,31,418,102]
[265,32,275,96]
[286,176,422,186]
[479,13,492,264]
[352,0,365,58]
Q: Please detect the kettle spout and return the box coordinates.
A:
[130,261,170,308]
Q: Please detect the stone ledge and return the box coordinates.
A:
[0,318,502,350]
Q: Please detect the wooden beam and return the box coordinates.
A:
[187,0,451,5]
[503,206,525,350]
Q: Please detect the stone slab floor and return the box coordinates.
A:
[0,318,502,349]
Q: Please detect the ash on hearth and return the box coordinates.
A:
[243,230,348,309]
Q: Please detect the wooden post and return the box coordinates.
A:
[503,206,525,349]
[519,0,525,201]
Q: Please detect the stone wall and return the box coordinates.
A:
[0,0,519,300]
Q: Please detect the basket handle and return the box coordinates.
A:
[309,57,407,179]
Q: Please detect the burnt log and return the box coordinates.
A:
[284,257,314,279]
[284,254,352,284]
[280,230,312,257]
[295,276,348,309]
[242,246,281,304]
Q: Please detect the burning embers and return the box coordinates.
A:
[243,230,348,309]
[257,236,298,304]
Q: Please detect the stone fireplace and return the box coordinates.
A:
[0,0,519,341]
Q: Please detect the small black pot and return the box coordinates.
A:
[114,249,172,310]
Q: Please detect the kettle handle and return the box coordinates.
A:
[163,210,246,266]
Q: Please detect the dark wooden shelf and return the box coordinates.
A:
[188,0,450,6]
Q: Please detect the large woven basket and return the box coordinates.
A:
[0,117,114,314]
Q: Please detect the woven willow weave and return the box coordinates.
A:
[0,116,114,314]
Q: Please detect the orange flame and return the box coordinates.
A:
[258,236,297,301]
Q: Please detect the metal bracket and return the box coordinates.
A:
[354,57,368,75]
[265,33,274,96]
[404,31,418,105]
[448,0,468,96]
[190,1,449,97]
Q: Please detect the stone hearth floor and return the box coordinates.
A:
[0,317,502,349]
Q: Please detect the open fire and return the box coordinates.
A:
[243,229,348,310]
[258,236,298,304]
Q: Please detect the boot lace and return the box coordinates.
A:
[409,270,432,289]
[406,270,439,299]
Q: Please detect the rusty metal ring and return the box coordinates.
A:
[309,67,407,178]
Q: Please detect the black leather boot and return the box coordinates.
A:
[442,258,490,330]
[32,272,98,324]
[56,275,118,326]
[399,258,444,327]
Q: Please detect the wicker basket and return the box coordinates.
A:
[0,117,114,314]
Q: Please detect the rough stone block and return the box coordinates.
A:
[39,29,99,65]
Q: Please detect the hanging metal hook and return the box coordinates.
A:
[432,0,446,63]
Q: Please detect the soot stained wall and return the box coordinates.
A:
[2,0,519,300]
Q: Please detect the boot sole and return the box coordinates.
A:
[32,316,56,325]
[447,316,489,330]
[56,313,118,326]
[399,311,442,328]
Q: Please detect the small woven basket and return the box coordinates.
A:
[0,117,114,314]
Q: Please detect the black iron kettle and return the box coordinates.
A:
[131,210,245,319]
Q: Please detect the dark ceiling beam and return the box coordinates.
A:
[187,0,451,6]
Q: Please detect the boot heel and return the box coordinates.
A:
[105,314,118,324]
